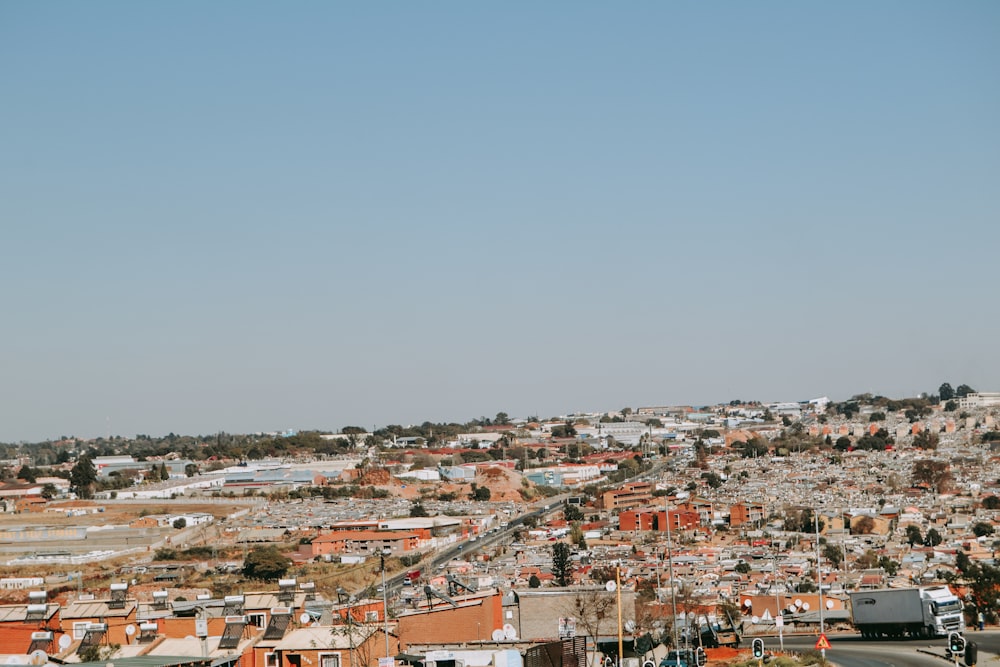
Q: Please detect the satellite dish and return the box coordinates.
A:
[125,624,136,636]
[794,598,802,608]
[743,599,752,607]
[29,652,47,667]
[750,615,759,624]
[503,623,517,640]
[58,635,72,650]
[605,580,617,592]
[826,599,834,609]
[801,602,810,611]
[625,620,636,633]
[299,613,311,624]
[492,629,505,641]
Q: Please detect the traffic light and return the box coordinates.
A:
[752,639,764,659]
[949,632,966,656]
[695,647,707,667]
[964,641,977,667]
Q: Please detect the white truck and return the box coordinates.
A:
[849,586,965,639]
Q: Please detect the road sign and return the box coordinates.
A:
[815,634,831,650]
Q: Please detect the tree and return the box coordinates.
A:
[939,383,955,401]
[563,587,619,641]
[409,502,429,517]
[173,517,187,529]
[912,430,939,450]
[852,516,876,535]
[495,412,510,425]
[983,496,1000,510]
[529,574,541,588]
[905,525,923,546]
[944,400,958,412]
[242,545,292,580]
[734,562,751,574]
[70,455,97,499]
[185,463,198,477]
[564,502,584,522]
[878,556,899,576]
[159,462,170,481]
[552,542,572,586]
[471,485,491,501]
[973,522,995,538]
[925,527,943,547]
[822,544,844,569]
[912,459,952,494]
[16,466,36,483]
[956,384,976,398]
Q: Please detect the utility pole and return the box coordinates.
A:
[773,552,783,652]
[665,497,681,662]
[381,549,391,661]
[815,510,825,661]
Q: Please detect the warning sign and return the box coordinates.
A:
[815,634,831,650]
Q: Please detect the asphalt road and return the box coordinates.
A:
[775,632,999,667]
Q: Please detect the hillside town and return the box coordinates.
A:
[1,387,999,667]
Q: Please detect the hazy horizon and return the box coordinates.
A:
[3,3,998,443]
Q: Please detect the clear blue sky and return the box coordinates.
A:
[2,2,998,442]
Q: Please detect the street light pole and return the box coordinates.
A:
[814,511,825,661]
[665,497,680,662]
[382,548,391,661]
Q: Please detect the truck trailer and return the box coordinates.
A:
[848,586,965,639]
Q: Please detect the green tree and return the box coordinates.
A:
[944,400,958,412]
[173,517,187,529]
[159,462,170,481]
[905,525,923,546]
[983,496,1000,510]
[552,542,572,586]
[564,502,584,522]
[925,527,943,547]
[956,384,976,398]
[16,466,36,483]
[495,412,510,425]
[70,455,97,499]
[912,430,939,450]
[973,522,995,538]
[471,485,491,501]
[242,545,292,580]
[529,574,541,588]
[822,544,844,569]
[878,556,899,576]
[409,502,429,517]
[939,383,955,401]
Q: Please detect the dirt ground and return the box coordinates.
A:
[0,500,245,527]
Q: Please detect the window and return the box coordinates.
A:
[73,622,89,640]
[365,611,379,622]
[320,654,341,667]
[265,653,279,667]
[248,613,266,628]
